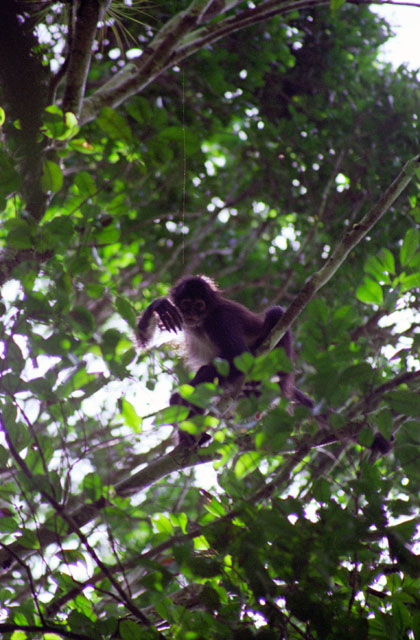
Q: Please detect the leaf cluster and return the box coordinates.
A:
[0,1,420,639]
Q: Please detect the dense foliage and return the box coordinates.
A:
[0,1,420,638]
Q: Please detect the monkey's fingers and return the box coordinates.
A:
[169,307,183,331]
[154,299,183,332]
[161,315,179,333]
[159,309,183,333]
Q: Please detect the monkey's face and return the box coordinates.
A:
[177,297,207,327]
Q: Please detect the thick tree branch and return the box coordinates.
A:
[80,0,215,123]
[62,0,112,116]
[0,0,48,220]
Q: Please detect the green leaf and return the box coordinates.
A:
[0,107,5,126]
[250,349,292,380]
[214,357,229,376]
[56,549,88,567]
[95,226,121,244]
[115,295,137,327]
[19,529,40,549]
[43,105,79,140]
[181,382,218,408]
[399,272,420,293]
[234,452,262,479]
[69,306,95,335]
[339,363,375,387]
[41,160,63,192]
[45,216,75,239]
[83,472,103,501]
[157,405,189,424]
[43,105,67,138]
[75,171,96,197]
[97,106,132,141]
[63,111,79,139]
[234,351,255,373]
[400,227,419,266]
[119,398,142,432]
[378,248,395,274]
[169,511,188,533]
[386,391,420,416]
[125,96,153,124]
[0,516,18,533]
[25,292,51,320]
[69,138,96,154]
[153,514,174,534]
[119,620,144,640]
[356,277,383,305]
[0,444,11,466]
[7,221,33,249]
[330,0,346,10]
[204,498,226,517]
[364,255,386,283]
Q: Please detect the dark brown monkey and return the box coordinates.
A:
[138,276,312,443]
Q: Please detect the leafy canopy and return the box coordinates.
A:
[0,1,420,639]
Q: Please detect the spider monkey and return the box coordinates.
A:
[138,275,313,444]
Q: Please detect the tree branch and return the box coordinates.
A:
[62,0,112,116]
[0,429,213,570]
[259,154,420,352]
[80,0,214,123]
[0,0,48,220]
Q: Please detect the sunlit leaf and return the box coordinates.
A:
[41,160,63,192]
[234,452,262,479]
[400,272,420,293]
[400,227,419,266]
[118,398,142,432]
[356,277,383,305]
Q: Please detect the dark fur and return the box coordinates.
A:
[138,276,312,444]
[170,276,294,393]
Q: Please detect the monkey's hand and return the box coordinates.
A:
[152,298,183,333]
[137,298,183,347]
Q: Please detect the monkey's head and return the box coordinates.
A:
[170,276,219,328]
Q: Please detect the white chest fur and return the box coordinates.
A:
[183,328,218,371]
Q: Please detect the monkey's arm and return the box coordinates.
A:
[137,298,183,347]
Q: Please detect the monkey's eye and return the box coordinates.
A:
[193,299,206,313]
[180,299,192,312]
